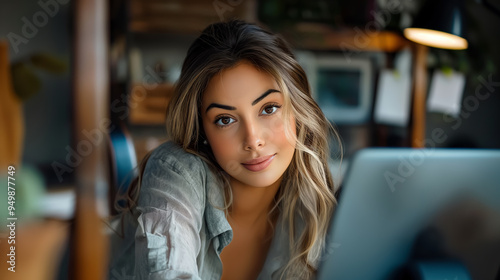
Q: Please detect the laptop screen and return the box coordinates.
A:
[317,148,500,280]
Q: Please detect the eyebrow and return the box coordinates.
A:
[205,89,280,113]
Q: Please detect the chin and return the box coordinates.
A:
[238,172,283,188]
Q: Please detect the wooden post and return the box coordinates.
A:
[411,43,429,148]
[71,0,109,279]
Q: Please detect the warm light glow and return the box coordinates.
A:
[404,28,468,50]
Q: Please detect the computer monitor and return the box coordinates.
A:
[318,148,500,280]
[295,52,374,124]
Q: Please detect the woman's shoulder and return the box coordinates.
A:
[141,141,210,198]
[149,141,201,164]
[147,141,206,174]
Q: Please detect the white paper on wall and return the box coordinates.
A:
[374,70,412,126]
[427,70,466,117]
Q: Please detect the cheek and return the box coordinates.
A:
[262,117,296,155]
[210,137,234,159]
[209,135,245,175]
[266,112,295,136]
[203,123,238,164]
[275,115,297,148]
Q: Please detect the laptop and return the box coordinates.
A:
[317,148,500,280]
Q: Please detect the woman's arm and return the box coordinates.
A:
[133,146,206,280]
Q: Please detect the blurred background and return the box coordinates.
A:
[0,0,499,279]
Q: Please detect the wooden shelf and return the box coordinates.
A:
[129,0,256,34]
[280,22,410,53]
[129,83,174,125]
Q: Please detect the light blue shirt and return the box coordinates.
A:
[107,141,301,280]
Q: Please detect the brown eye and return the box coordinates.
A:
[215,116,235,127]
[261,105,280,115]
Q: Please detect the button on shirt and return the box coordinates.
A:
[107,141,300,280]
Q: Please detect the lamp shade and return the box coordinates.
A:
[404,0,468,50]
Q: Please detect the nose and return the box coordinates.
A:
[243,119,265,151]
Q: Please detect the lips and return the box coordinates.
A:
[241,154,276,172]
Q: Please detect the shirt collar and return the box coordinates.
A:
[204,167,232,251]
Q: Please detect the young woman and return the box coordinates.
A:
[108,20,341,280]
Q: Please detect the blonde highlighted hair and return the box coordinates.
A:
[121,20,342,279]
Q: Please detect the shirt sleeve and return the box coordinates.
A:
[133,152,206,280]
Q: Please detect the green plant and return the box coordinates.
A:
[11,52,67,101]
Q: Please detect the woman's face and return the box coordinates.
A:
[201,61,296,188]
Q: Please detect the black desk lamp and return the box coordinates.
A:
[404,0,468,50]
[404,0,500,50]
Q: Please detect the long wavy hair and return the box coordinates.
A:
[120,20,342,279]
